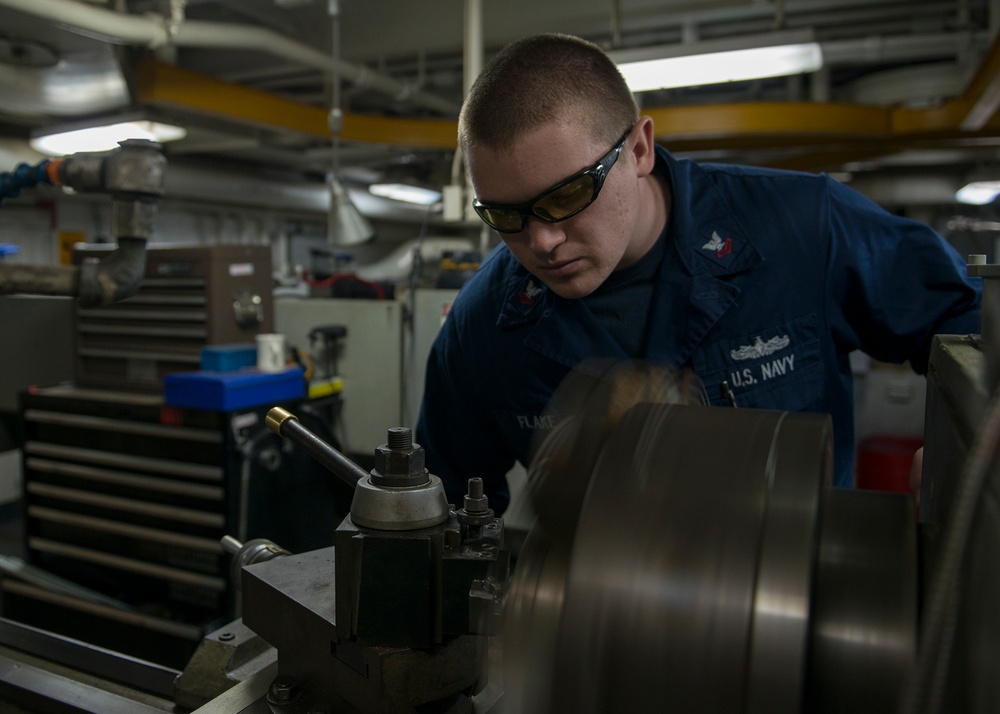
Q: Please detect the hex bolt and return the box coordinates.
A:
[370,426,428,487]
[269,677,301,704]
[464,477,490,514]
[387,426,412,449]
[458,477,494,527]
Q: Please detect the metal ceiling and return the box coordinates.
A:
[0,0,999,212]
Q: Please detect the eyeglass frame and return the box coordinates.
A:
[472,124,636,234]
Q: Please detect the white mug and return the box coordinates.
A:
[256,333,286,372]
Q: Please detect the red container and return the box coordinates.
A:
[855,435,923,493]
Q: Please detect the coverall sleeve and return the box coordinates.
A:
[823,177,982,374]
[416,307,516,515]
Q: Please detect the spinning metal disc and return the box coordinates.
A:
[505,363,916,714]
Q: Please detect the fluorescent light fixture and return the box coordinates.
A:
[955,181,1000,205]
[617,44,822,92]
[30,120,186,156]
[369,183,443,205]
[609,31,823,92]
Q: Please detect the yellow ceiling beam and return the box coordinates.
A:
[135,55,1000,165]
[340,114,459,149]
[646,99,1000,157]
[137,59,330,138]
[648,102,891,144]
[136,58,459,149]
[891,100,975,136]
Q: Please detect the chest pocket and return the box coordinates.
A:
[691,314,823,411]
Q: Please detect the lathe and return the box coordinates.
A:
[0,264,998,713]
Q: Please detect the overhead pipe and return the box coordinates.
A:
[174,22,457,114]
[0,0,458,115]
[449,0,482,218]
[820,32,989,65]
[609,0,623,49]
[598,0,943,39]
[0,140,166,306]
[0,0,170,45]
[0,0,970,122]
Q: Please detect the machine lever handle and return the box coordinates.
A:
[265,406,366,490]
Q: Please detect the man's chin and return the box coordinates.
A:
[539,276,600,300]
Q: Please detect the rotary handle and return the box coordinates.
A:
[265,406,366,490]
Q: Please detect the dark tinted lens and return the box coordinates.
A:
[533,175,596,221]
[479,206,524,233]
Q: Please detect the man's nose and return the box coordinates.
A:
[525,218,567,254]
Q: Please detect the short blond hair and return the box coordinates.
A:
[459,33,639,152]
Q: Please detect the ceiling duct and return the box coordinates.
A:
[0,0,460,116]
[0,20,130,118]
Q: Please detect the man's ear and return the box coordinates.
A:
[631,116,657,178]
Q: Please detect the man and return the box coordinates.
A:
[416,33,982,515]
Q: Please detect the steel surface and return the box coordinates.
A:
[506,361,841,714]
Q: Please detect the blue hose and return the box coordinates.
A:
[0,160,53,206]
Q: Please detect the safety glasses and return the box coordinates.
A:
[472,125,634,234]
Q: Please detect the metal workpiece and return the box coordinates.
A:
[524,359,709,535]
[265,406,368,490]
[558,406,826,714]
[806,488,917,714]
[504,390,919,714]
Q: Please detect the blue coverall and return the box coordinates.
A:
[417,146,983,514]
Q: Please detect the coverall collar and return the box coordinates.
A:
[495,146,764,368]
[658,146,762,278]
